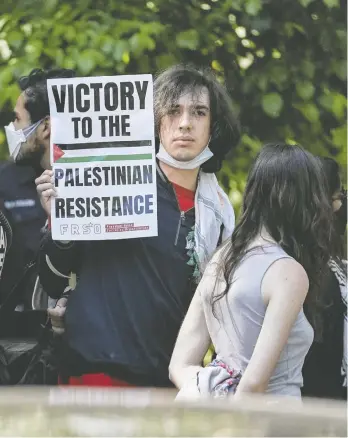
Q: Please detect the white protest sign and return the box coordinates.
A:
[47,75,157,241]
[48,75,153,152]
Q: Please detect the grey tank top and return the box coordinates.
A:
[201,244,314,397]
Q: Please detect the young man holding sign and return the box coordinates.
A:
[36,64,240,387]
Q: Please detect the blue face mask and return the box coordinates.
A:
[4,119,43,160]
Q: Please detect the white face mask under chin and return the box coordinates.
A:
[156,143,213,170]
[4,119,43,161]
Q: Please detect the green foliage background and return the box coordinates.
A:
[0,0,346,214]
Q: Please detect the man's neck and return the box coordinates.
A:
[159,161,200,192]
[40,148,51,171]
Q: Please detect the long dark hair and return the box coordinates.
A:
[319,157,341,197]
[213,143,337,339]
[153,64,240,173]
[319,156,347,254]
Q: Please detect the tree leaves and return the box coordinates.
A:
[77,50,100,75]
[298,0,315,7]
[262,93,284,118]
[295,103,320,123]
[0,0,345,192]
[176,29,199,50]
[300,60,315,79]
[6,30,23,50]
[244,0,262,16]
[323,0,340,8]
[331,125,347,150]
[129,33,155,54]
[113,40,128,62]
[296,81,315,101]
[319,91,347,120]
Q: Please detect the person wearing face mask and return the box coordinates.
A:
[301,157,347,400]
[35,64,240,387]
[0,68,75,307]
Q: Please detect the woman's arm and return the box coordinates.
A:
[169,252,227,389]
[169,287,211,389]
[235,257,309,396]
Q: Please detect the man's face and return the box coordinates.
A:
[159,87,211,162]
[12,92,45,163]
[332,185,344,212]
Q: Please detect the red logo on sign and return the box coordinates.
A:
[105,223,150,233]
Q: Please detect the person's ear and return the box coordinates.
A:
[36,116,50,143]
[41,116,51,140]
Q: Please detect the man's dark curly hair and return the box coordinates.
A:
[18,68,76,123]
[154,64,240,173]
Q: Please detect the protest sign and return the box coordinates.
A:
[47,75,157,241]
[47,75,154,159]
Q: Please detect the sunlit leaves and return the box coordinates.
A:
[176,30,199,50]
[0,0,345,188]
[262,93,284,118]
[298,0,315,6]
[296,81,315,101]
[295,103,320,123]
[244,0,262,16]
[323,0,339,8]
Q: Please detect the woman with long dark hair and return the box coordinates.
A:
[169,143,336,398]
[302,157,347,400]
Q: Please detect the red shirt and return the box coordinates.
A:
[172,182,195,212]
[60,374,134,387]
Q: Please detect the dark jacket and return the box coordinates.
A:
[39,165,209,387]
[0,161,46,305]
[302,268,346,400]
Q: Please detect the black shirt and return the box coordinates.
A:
[39,167,199,386]
[0,161,46,305]
[302,268,346,400]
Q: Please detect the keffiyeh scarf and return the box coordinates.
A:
[187,172,235,281]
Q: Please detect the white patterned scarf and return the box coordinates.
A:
[192,172,235,278]
[328,258,347,386]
